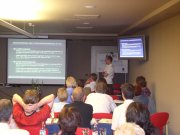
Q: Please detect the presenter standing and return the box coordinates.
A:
[103,55,114,94]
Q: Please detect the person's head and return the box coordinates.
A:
[23,89,40,104]
[59,107,81,135]
[115,123,145,135]
[57,87,68,102]
[126,102,154,135]
[105,55,113,65]
[136,76,147,87]
[95,80,108,93]
[90,73,97,81]
[66,76,77,88]
[72,87,85,102]
[98,78,107,84]
[76,79,84,87]
[0,99,12,123]
[83,87,91,97]
[121,83,135,100]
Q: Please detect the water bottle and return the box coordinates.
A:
[39,122,46,135]
[92,123,98,135]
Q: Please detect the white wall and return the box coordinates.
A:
[129,14,180,135]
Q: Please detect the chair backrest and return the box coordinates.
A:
[150,112,169,135]
[93,113,112,119]
[76,127,92,135]
[110,95,119,100]
[113,84,121,90]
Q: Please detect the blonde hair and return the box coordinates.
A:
[66,76,77,87]
[57,87,68,102]
[115,123,145,135]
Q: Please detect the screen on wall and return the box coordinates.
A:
[118,36,146,59]
[8,39,66,84]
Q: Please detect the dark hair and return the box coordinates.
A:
[106,55,113,62]
[91,73,97,81]
[0,99,12,122]
[98,78,107,84]
[136,76,147,87]
[121,83,135,99]
[23,89,40,104]
[59,107,81,135]
[96,80,108,93]
[126,102,154,135]
[76,79,84,88]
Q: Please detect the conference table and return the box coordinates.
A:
[46,118,112,135]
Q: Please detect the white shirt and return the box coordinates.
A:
[111,99,134,130]
[0,123,29,135]
[84,81,96,92]
[51,102,68,112]
[85,93,116,113]
[104,63,114,84]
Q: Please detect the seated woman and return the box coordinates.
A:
[52,87,69,115]
[126,102,159,135]
[85,79,116,113]
[58,107,81,135]
[12,89,54,135]
[134,76,151,106]
[54,76,77,104]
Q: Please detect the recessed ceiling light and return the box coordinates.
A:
[84,5,96,9]
[83,22,90,25]
[76,26,94,29]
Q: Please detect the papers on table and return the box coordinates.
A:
[98,119,112,124]
[46,118,59,125]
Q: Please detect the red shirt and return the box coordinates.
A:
[13,103,50,135]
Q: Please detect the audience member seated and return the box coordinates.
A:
[51,87,68,116]
[12,90,54,135]
[83,87,91,97]
[126,102,159,135]
[77,79,85,88]
[112,83,135,131]
[59,107,81,135]
[0,99,30,135]
[84,73,97,92]
[134,76,151,106]
[55,76,77,103]
[115,123,145,135]
[64,87,93,128]
[85,80,116,113]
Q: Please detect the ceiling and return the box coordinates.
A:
[0,0,180,38]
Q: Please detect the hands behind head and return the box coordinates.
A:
[23,103,38,114]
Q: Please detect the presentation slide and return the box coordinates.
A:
[119,37,145,58]
[8,39,66,84]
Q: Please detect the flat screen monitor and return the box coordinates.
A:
[7,39,66,85]
[118,36,146,59]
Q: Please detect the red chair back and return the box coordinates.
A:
[22,126,48,135]
[93,113,112,119]
[54,112,60,118]
[76,127,92,135]
[113,84,121,89]
[150,112,169,135]
[110,95,119,100]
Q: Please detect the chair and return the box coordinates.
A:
[150,112,169,135]
[76,127,92,135]
[54,112,60,118]
[113,84,121,89]
[110,95,119,100]
[93,113,112,119]
[22,126,49,135]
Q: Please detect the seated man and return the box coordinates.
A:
[85,80,116,113]
[64,87,93,128]
[12,89,54,135]
[111,83,135,131]
[0,99,29,135]
[84,73,97,92]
